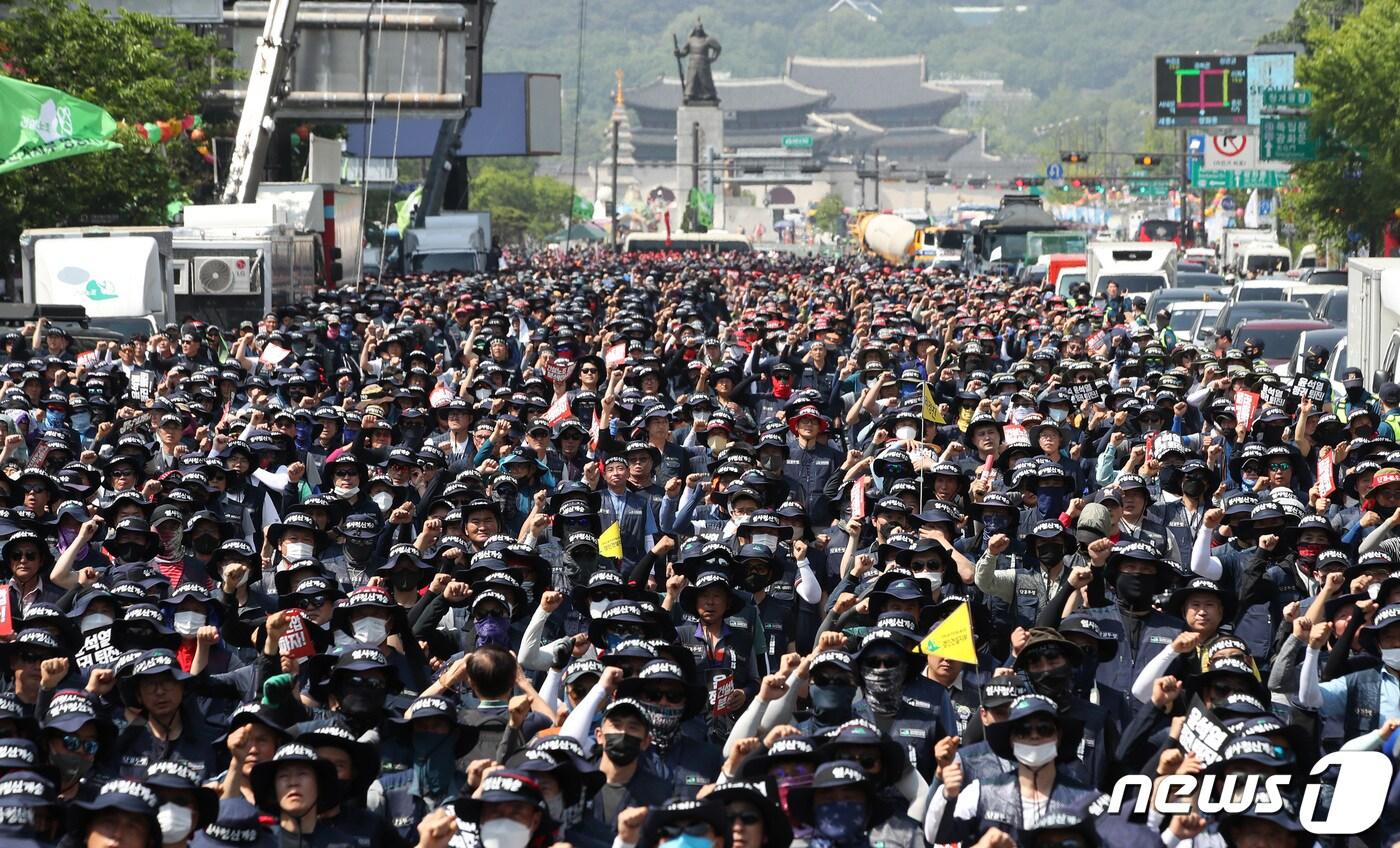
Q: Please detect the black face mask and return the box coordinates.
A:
[337,684,388,720]
[1029,665,1074,703]
[1115,573,1155,608]
[390,570,421,593]
[1035,546,1064,567]
[743,571,773,592]
[603,732,643,766]
[1181,478,1208,498]
[111,541,147,563]
[191,534,220,556]
[1347,386,1366,401]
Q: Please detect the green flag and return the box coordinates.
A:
[572,195,594,219]
[687,188,714,230]
[0,75,119,174]
[394,186,423,232]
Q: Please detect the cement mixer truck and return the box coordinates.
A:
[853,213,918,266]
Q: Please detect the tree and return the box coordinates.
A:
[1289,0,1400,250]
[469,159,573,245]
[811,193,846,236]
[0,0,231,258]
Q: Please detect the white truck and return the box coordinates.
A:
[1347,258,1400,392]
[1235,240,1292,276]
[401,212,493,274]
[173,203,322,326]
[18,227,177,337]
[1220,228,1275,276]
[1086,241,1178,296]
[255,182,364,285]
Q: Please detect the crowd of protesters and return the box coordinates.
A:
[0,247,1393,848]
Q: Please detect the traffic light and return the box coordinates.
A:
[1134,154,1159,166]
[1061,151,1088,164]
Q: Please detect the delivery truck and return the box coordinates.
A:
[18,227,177,338]
[1086,241,1178,295]
[1347,258,1400,392]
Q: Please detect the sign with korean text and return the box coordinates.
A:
[1261,116,1316,162]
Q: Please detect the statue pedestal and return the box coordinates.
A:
[675,104,725,230]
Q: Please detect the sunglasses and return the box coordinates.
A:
[333,469,359,478]
[1010,720,1057,740]
[298,595,332,610]
[589,591,621,603]
[20,486,47,496]
[579,367,599,374]
[60,734,100,756]
[861,657,903,671]
[16,650,48,665]
[8,550,38,562]
[641,687,687,705]
[1268,462,1290,472]
[658,823,714,839]
[728,811,762,825]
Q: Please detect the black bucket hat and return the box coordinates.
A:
[984,694,1084,763]
[249,743,339,814]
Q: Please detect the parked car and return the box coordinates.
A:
[1277,327,1345,377]
[1315,289,1348,326]
[1207,300,1314,344]
[1234,319,1333,368]
[1167,301,1224,336]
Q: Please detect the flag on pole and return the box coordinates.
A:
[572,195,595,219]
[1243,189,1261,229]
[598,522,623,559]
[0,75,119,174]
[914,602,978,663]
[921,383,946,424]
[394,186,423,232]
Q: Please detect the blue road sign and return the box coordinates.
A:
[1220,196,1236,211]
[1046,163,1064,180]
[1187,134,1205,155]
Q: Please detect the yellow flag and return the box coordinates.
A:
[598,522,623,559]
[922,383,946,424]
[914,602,978,663]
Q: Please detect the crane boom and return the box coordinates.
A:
[220,0,300,204]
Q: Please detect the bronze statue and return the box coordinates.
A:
[673,20,721,106]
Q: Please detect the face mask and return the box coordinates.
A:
[983,515,1010,537]
[473,614,510,648]
[1029,666,1074,703]
[225,565,251,588]
[51,750,92,787]
[588,599,611,620]
[692,410,710,425]
[173,611,206,637]
[660,835,713,848]
[1013,739,1058,768]
[750,533,779,553]
[809,683,856,721]
[1296,542,1325,564]
[520,580,537,605]
[1115,573,1155,608]
[545,793,566,823]
[1241,472,1259,488]
[345,540,376,561]
[284,541,316,563]
[337,683,388,719]
[861,665,906,715]
[1382,648,1400,670]
[372,492,395,513]
[156,526,183,556]
[334,484,360,500]
[643,702,685,749]
[761,454,784,473]
[480,819,533,848]
[602,731,643,766]
[1182,479,1207,497]
[390,570,421,593]
[707,434,729,452]
[44,410,65,428]
[111,541,146,563]
[80,612,114,633]
[814,800,866,843]
[351,617,388,645]
[1347,386,1366,401]
[895,425,918,441]
[917,572,943,594]
[412,730,457,797]
[191,534,219,556]
[1048,407,1069,423]
[158,802,195,844]
[1035,546,1064,567]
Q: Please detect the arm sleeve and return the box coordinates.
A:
[517,604,563,672]
[560,680,611,744]
[1360,516,1400,554]
[794,558,821,605]
[1189,525,1222,579]
[1297,646,1347,713]
[721,692,768,759]
[972,551,1017,602]
[537,667,564,712]
[759,667,806,731]
[1095,445,1119,488]
[1131,644,1182,704]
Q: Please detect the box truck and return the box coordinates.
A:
[1347,258,1400,392]
[18,227,176,337]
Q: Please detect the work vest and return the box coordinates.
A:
[969,770,1101,846]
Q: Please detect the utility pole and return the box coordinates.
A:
[874,148,881,210]
[610,118,620,251]
[1178,128,1191,246]
[691,122,701,191]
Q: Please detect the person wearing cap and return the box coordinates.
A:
[292,719,400,848]
[250,743,355,847]
[786,758,923,848]
[597,453,661,570]
[112,648,219,783]
[1299,602,1400,745]
[928,694,1100,846]
[69,778,164,848]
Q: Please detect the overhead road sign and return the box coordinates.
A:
[1260,116,1316,161]
[1155,54,1248,127]
[1246,54,1295,124]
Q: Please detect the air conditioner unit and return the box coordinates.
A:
[192,255,257,295]
[171,259,192,295]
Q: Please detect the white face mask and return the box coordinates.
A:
[173,611,206,637]
[1368,582,1382,600]
[480,818,533,848]
[545,793,566,823]
[351,617,388,645]
[750,532,779,553]
[1013,740,1058,768]
[917,573,943,594]
[895,425,919,441]
[158,802,195,844]
[80,612,114,633]
[707,434,729,452]
[1049,408,1069,423]
[589,599,611,619]
[1382,647,1400,670]
[334,484,360,500]
[225,565,251,588]
[283,541,315,563]
[371,491,395,513]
